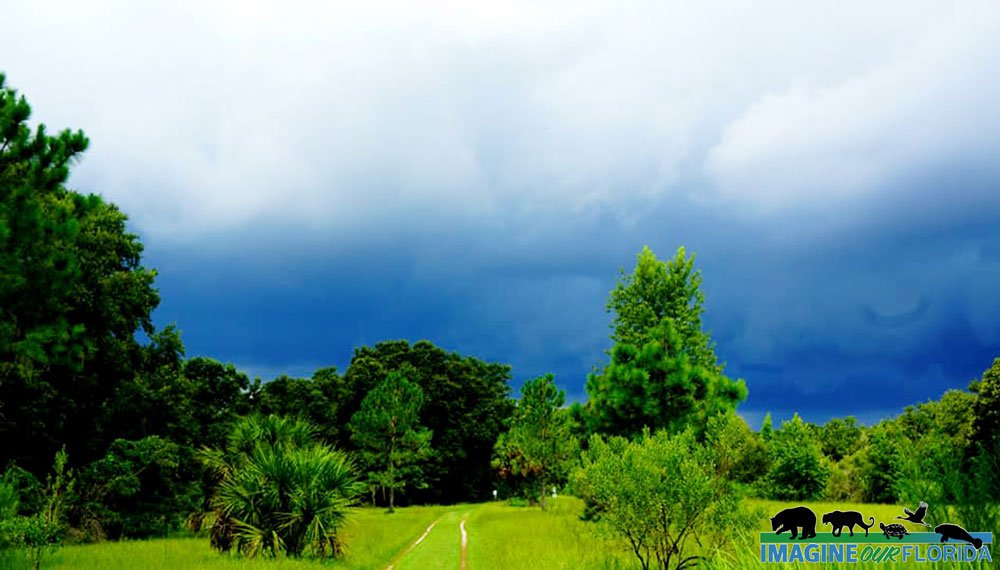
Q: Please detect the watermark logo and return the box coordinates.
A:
[760,503,993,563]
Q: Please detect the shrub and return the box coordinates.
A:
[762,414,828,500]
[0,448,73,570]
[573,428,756,570]
[201,415,362,558]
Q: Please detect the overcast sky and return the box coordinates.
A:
[4,0,1000,425]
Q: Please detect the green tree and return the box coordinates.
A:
[492,374,578,508]
[585,247,746,438]
[573,429,756,570]
[255,367,348,444]
[704,412,768,486]
[73,437,192,540]
[181,357,252,449]
[0,72,90,373]
[0,72,160,473]
[819,416,861,462]
[200,415,360,558]
[0,448,73,570]
[348,371,432,511]
[970,358,1000,455]
[587,318,747,439]
[340,340,513,503]
[857,422,903,504]
[760,412,774,442]
[763,414,829,500]
[893,384,997,529]
[607,246,715,368]
[965,360,1000,527]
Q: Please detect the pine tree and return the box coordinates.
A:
[348,371,432,511]
[586,247,747,438]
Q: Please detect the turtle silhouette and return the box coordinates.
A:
[880,522,909,540]
[896,501,930,527]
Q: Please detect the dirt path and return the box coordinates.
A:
[385,518,441,570]
[459,517,468,570]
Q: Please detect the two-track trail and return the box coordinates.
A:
[459,516,468,570]
[388,506,481,570]
[384,516,443,570]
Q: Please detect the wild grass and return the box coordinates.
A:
[36,504,455,570]
[7,498,993,569]
[390,507,466,570]
[466,496,633,569]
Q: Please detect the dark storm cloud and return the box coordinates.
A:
[4,0,1000,424]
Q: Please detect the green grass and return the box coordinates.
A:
[337,504,456,570]
[36,504,455,570]
[466,497,633,570]
[391,506,467,570]
[5,498,993,569]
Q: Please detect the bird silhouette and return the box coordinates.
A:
[896,501,930,527]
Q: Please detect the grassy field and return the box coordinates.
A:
[31,504,458,570]
[465,497,633,569]
[2,498,993,569]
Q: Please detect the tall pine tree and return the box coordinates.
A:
[348,371,432,511]
[585,246,746,438]
[0,72,160,472]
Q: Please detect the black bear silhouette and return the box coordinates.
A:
[771,506,817,540]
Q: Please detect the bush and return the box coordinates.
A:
[704,412,768,486]
[762,414,828,500]
[201,415,362,558]
[573,428,756,570]
[857,422,903,504]
[823,454,864,502]
[73,436,197,540]
[0,448,73,570]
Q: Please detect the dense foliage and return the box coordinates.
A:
[762,414,829,500]
[0,72,160,475]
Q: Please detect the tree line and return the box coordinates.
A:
[2,70,998,568]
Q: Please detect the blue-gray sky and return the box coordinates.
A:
[4,0,1000,426]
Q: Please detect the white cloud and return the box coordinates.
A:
[2,0,998,241]
[705,1,1000,214]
